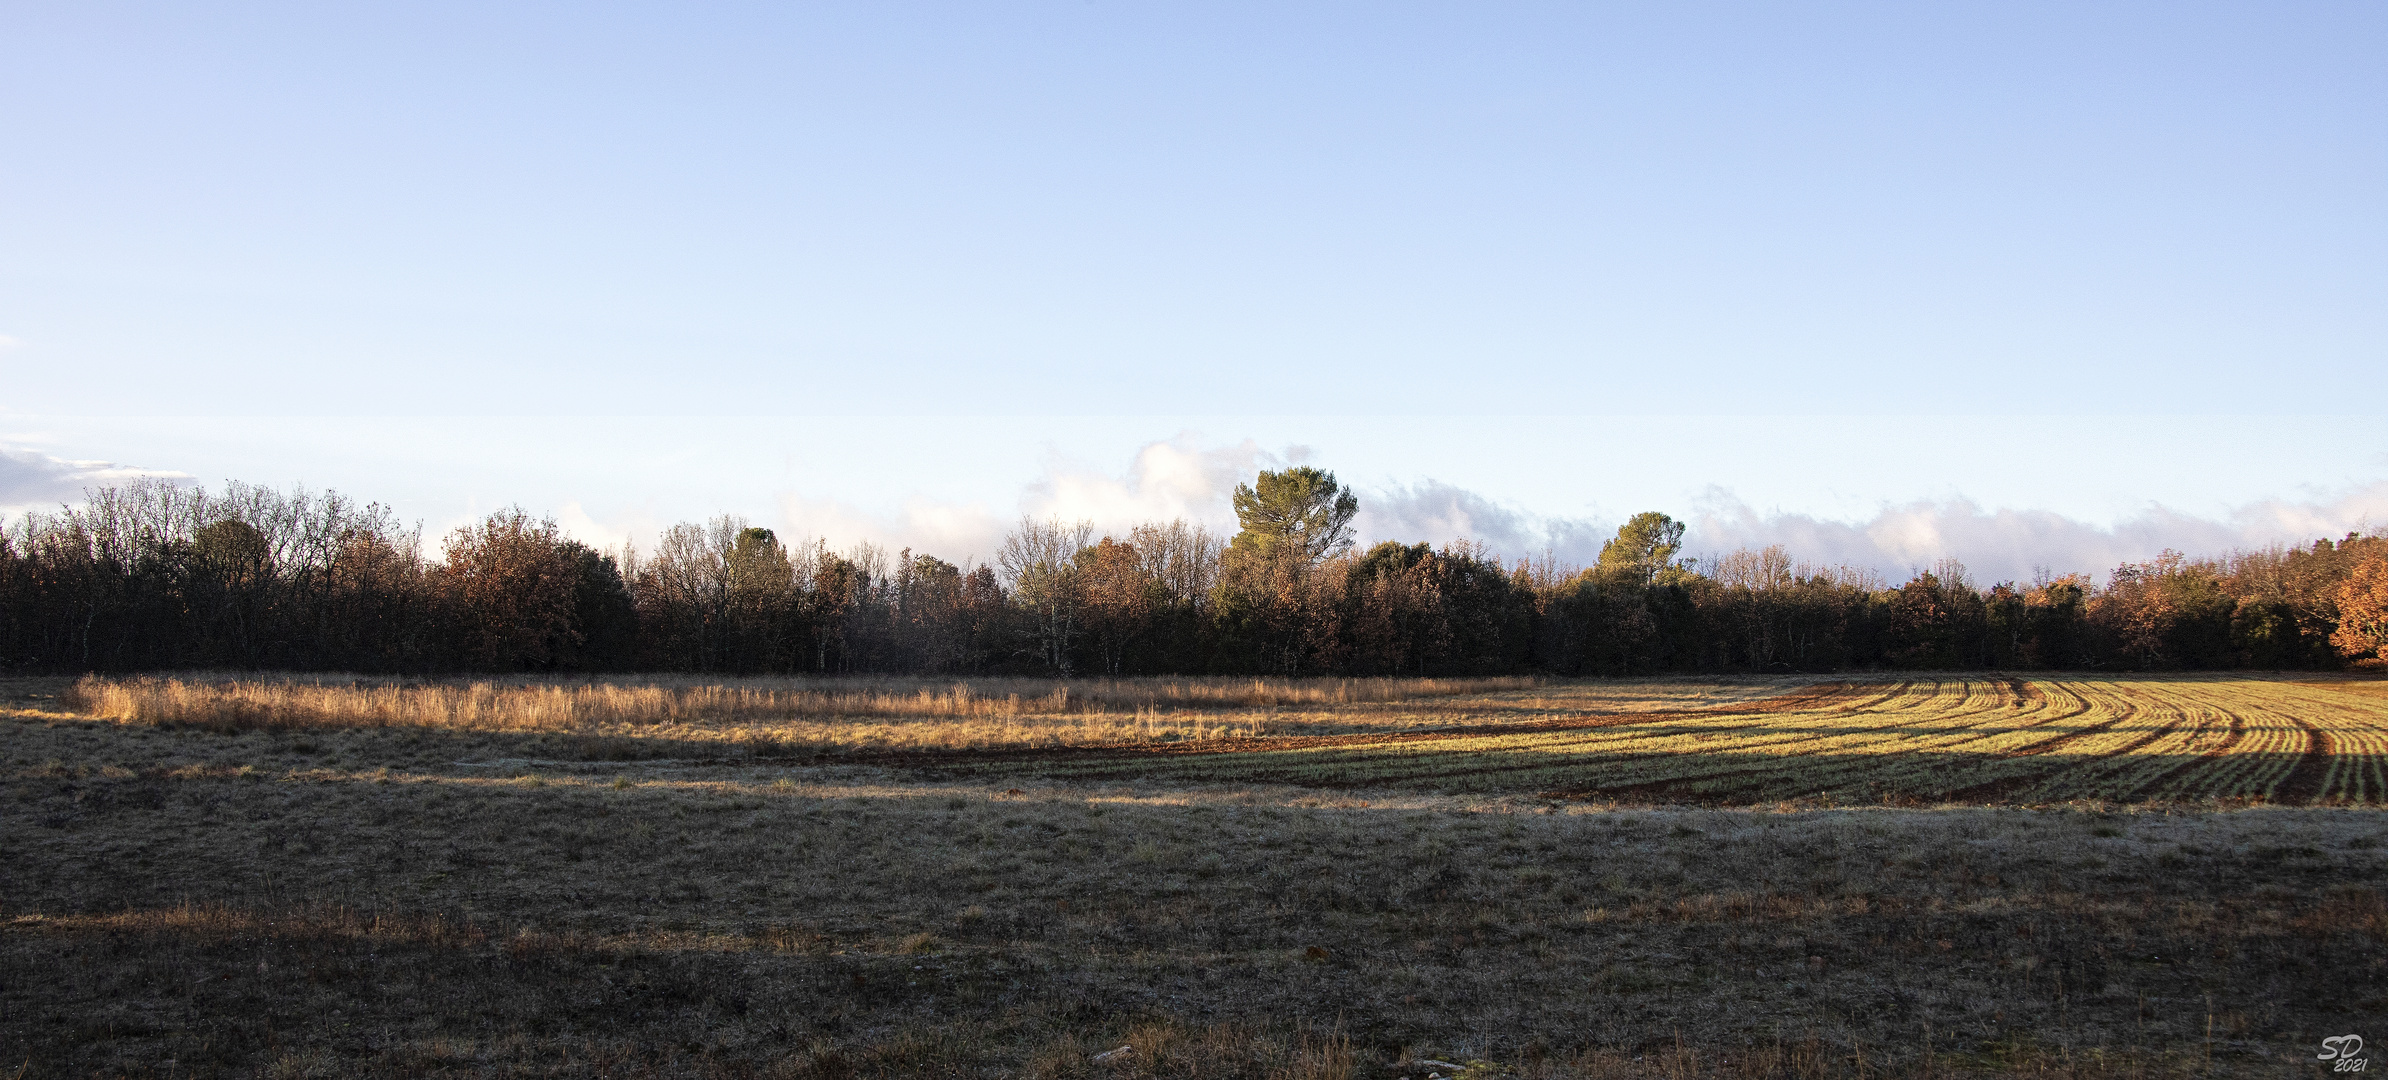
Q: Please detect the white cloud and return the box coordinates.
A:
[765,436,1277,562]
[0,335,24,352]
[0,445,194,516]
[1684,482,2388,584]
[775,493,1011,563]
[1356,479,1612,562]
[1011,439,1619,562]
[551,500,676,556]
[1019,437,1270,532]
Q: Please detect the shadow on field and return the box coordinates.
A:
[919,745,2359,806]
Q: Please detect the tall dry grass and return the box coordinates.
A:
[63,673,1538,745]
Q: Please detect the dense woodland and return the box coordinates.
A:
[4,470,2384,677]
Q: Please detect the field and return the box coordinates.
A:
[969,675,2388,805]
[5,673,2387,1078]
[62,672,2388,805]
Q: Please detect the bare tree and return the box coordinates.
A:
[998,517,1093,673]
[1127,519,1224,609]
[638,516,762,670]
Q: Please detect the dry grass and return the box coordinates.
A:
[4,676,2385,1077]
[61,673,1541,749]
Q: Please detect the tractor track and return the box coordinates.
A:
[2274,714,2339,805]
[2113,684,2262,803]
[1535,677,2015,801]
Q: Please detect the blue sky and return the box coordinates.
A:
[3,2,2383,579]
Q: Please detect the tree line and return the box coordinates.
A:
[4,469,2384,676]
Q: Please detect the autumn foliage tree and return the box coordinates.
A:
[435,509,585,671]
[2332,552,2388,664]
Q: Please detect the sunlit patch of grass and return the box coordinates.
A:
[998,675,2388,805]
[59,672,1553,752]
[66,671,1538,728]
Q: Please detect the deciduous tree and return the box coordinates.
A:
[2331,552,2388,662]
[998,517,1093,674]
[435,508,580,671]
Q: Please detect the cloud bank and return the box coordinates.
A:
[761,439,2386,586]
[771,439,1282,562]
[0,445,193,516]
[1681,484,2388,585]
[1357,480,1614,563]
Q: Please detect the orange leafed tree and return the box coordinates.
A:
[2332,552,2388,663]
[436,508,581,670]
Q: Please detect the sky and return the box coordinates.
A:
[3,2,2383,582]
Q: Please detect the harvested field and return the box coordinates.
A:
[56,673,2388,806]
[4,674,2386,1077]
[952,675,2388,806]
